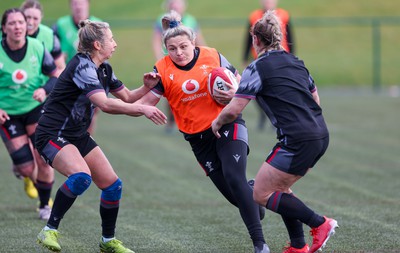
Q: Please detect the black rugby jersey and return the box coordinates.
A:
[236,50,328,144]
[37,53,124,138]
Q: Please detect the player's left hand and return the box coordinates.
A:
[211,118,222,138]
[0,109,10,125]
[213,82,237,105]
[143,72,161,89]
[33,88,47,103]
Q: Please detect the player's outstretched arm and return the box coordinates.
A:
[135,88,161,106]
[211,97,250,138]
[113,72,162,103]
[89,92,167,125]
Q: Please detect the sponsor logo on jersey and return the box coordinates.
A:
[0,62,3,69]
[180,79,208,102]
[200,64,210,75]
[12,69,28,85]
[169,74,174,80]
[181,79,200,94]
[29,55,38,67]
[223,130,229,137]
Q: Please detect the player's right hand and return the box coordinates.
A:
[0,109,10,125]
[143,72,161,90]
[142,105,167,125]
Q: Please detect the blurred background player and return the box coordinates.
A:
[19,0,64,202]
[52,0,101,134]
[52,0,101,62]
[21,0,65,72]
[141,11,269,253]
[35,19,166,253]
[152,0,206,133]
[0,8,62,219]
[213,11,337,253]
[242,0,294,131]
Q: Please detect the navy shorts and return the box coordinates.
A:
[35,131,97,166]
[0,104,43,142]
[184,122,249,176]
[266,137,329,176]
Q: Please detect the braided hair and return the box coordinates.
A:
[251,10,283,51]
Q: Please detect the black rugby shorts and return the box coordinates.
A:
[266,136,329,176]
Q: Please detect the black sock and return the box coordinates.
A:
[47,184,77,229]
[266,192,325,228]
[282,215,305,248]
[281,193,305,248]
[35,180,53,208]
[100,205,119,238]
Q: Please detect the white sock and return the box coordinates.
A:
[43,226,57,231]
[102,236,115,243]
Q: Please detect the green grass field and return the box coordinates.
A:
[0,1,399,252]
[0,90,399,252]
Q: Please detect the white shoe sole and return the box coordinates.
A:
[317,219,339,252]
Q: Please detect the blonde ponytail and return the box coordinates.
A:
[161,10,196,47]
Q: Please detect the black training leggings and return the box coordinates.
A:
[209,140,264,245]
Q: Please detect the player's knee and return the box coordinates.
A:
[253,187,271,206]
[10,143,34,166]
[65,172,92,196]
[253,189,263,205]
[101,178,122,207]
[10,144,34,177]
[13,164,34,178]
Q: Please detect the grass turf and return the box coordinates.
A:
[0,89,399,252]
[1,0,399,86]
[0,1,399,252]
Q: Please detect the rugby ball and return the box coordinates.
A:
[207,67,239,104]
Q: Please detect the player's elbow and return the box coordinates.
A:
[96,103,113,114]
[95,99,117,114]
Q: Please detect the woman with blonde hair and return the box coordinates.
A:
[212,12,338,253]
[35,19,166,253]
[152,0,206,133]
[140,11,269,253]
